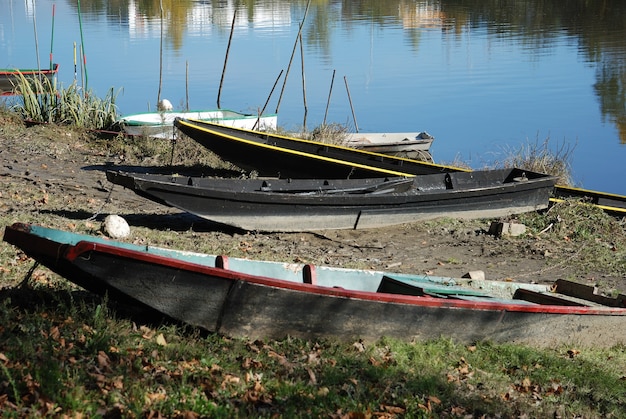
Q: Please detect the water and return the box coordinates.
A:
[2,0,626,195]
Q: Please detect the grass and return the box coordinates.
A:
[8,72,119,130]
[0,289,624,417]
[497,134,576,186]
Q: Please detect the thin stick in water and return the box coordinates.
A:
[32,0,41,72]
[49,4,55,70]
[217,10,237,109]
[323,69,336,125]
[77,0,88,91]
[253,69,283,130]
[157,0,163,106]
[275,0,311,114]
[186,60,189,110]
[300,33,307,131]
[344,76,358,132]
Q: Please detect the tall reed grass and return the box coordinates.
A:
[499,135,575,185]
[10,72,119,130]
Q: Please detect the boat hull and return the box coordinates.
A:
[0,64,59,96]
[119,110,277,139]
[3,223,625,347]
[174,117,453,178]
[344,132,434,161]
[106,168,556,232]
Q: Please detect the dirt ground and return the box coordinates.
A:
[1,119,624,293]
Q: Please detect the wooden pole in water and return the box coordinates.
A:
[49,4,55,70]
[32,0,41,72]
[323,69,336,125]
[157,0,164,106]
[344,76,359,132]
[73,42,77,81]
[185,61,189,110]
[275,0,311,114]
[300,33,307,131]
[217,10,237,109]
[253,69,283,130]
[77,0,88,91]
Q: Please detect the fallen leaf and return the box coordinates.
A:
[155,333,167,346]
[97,351,111,370]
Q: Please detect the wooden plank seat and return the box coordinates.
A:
[377,275,493,299]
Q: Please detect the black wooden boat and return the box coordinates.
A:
[174,118,626,216]
[551,184,626,215]
[106,168,557,232]
[4,223,625,347]
[173,117,456,178]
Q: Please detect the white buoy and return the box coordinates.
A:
[157,98,173,111]
[101,214,131,239]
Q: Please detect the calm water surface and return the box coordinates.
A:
[2,0,626,194]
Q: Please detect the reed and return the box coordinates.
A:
[11,72,119,130]
[499,135,575,186]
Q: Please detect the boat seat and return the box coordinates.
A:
[513,282,625,307]
[377,275,491,298]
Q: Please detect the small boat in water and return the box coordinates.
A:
[118,109,277,139]
[4,222,625,347]
[106,168,557,232]
[0,64,59,96]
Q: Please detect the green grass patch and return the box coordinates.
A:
[0,293,624,417]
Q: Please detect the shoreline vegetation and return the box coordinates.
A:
[1,82,625,417]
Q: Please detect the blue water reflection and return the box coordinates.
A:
[1,0,625,194]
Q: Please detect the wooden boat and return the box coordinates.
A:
[0,64,59,96]
[174,117,456,178]
[118,109,278,139]
[551,184,626,216]
[4,222,625,347]
[106,168,557,232]
[174,118,626,216]
[343,132,434,161]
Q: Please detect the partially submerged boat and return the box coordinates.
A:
[106,168,557,232]
[4,223,625,347]
[0,64,59,96]
[118,109,277,139]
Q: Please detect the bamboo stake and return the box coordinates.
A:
[80,44,85,90]
[186,61,189,110]
[49,4,55,70]
[323,69,336,125]
[157,0,164,106]
[73,42,77,81]
[32,0,41,72]
[217,10,237,109]
[300,33,307,131]
[344,76,358,132]
[77,0,88,91]
[275,0,311,114]
[253,70,283,130]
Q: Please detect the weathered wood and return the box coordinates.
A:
[5,223,626,348]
